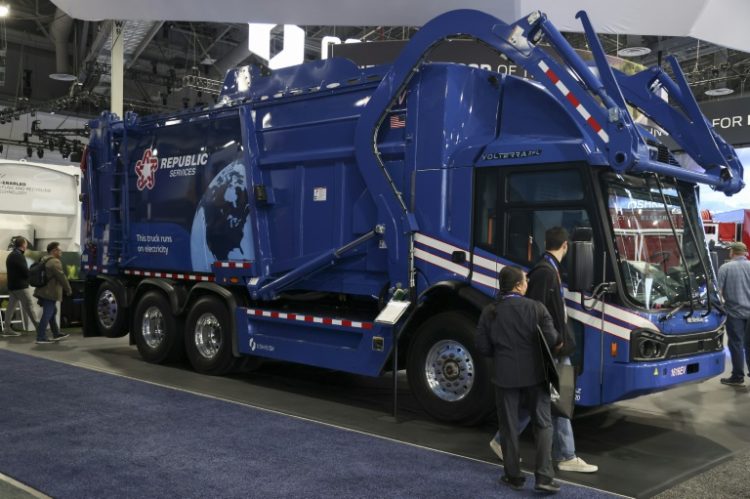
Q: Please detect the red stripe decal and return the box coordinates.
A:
[288,313,297,320]
[342,320,352,327]
[323,318,333,325]
[565,92,580,108]
[362,323,373,330]
[586,116,602,132]
[305,316,314,323]
[545,69,559,84]
[270,311,279,318]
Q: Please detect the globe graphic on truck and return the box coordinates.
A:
[190,160,254,272]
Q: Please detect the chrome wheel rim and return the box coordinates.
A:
[97,289,118,328]
[141,306,165,349]
[425,339,475,402]
[194,312,222,359]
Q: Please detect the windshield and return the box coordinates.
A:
[605,173,714,310]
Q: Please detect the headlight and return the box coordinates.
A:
[631,329,666,361]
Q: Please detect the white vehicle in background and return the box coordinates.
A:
[0,160,81,330]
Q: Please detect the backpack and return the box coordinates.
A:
[29,259,49,288]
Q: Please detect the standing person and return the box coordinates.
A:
[3,236,39,336]
[717,241,750,386]
[477,266,562,494]
[32,242,72,344]
[526,226,597,473]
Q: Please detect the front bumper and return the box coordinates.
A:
[603,350,725,404]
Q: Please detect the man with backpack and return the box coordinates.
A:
[3,236,39,336]
[32,241,72,344]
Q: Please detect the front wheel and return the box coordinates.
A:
[184,296,238,375]
[406,312,493,425]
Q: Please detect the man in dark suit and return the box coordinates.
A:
[477,266,562,493]
[527,226,597,473]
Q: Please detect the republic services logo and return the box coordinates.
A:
[135,148,159,190]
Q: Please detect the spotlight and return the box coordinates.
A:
[0,5,10,18]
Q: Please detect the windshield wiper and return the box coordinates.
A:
[654,175,696,319]
[660,301,691,322]
[675,185,715,317]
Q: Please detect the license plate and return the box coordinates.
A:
[670,365,687,377]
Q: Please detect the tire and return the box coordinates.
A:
[132,291,184,364]
[95,280,128,338]
[184,296,238,375]
[406,312,493,425]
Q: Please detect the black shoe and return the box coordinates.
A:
[500,475,526,491]
[35,338,55,344]
[534,480,561,494]
[53,333,70,341]
[720,376,744,386]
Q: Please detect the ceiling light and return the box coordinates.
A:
[617,47,651,57]
[705,87,734,96]
[0,5,10,17]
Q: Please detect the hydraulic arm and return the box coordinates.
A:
[354,9,744,296]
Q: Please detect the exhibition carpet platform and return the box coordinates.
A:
[0,349,617,499]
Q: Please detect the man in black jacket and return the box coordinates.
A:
[477,266,562,493]
[526,226,597,474]
[3,236,39,336]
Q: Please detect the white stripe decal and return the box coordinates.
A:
[568,307,630,340]
[472,273,498,290]
[414,233,464,256]
[472,254,502,273]
[414,248,470,277]
[564,290,654,329]
[576,104,591,120]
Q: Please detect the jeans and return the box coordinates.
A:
[725,315,750,379]
[37,298,60,340]
[4,288,39,331]
[494,356,577,461]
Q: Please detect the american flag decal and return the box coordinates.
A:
[389,113,406,129]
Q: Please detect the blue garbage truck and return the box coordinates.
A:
[80,9,744,424]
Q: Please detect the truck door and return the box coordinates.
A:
[474,163,606,404]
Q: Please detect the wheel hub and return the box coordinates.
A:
[194,313,222,360]
[97,289,117,328]
[424,339,475,402]
[141,306,165,349]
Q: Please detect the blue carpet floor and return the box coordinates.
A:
[0,350,616,498]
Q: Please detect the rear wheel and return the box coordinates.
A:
[184,296,238,375]
[132,291,183,364]
[406,312,493,425]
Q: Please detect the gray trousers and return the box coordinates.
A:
[4,288,39,332]
[495,383,554,484]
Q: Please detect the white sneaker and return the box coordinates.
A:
[557,456,598,473]
[489,439,503,461]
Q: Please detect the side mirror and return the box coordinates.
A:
[568,227,594,293]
